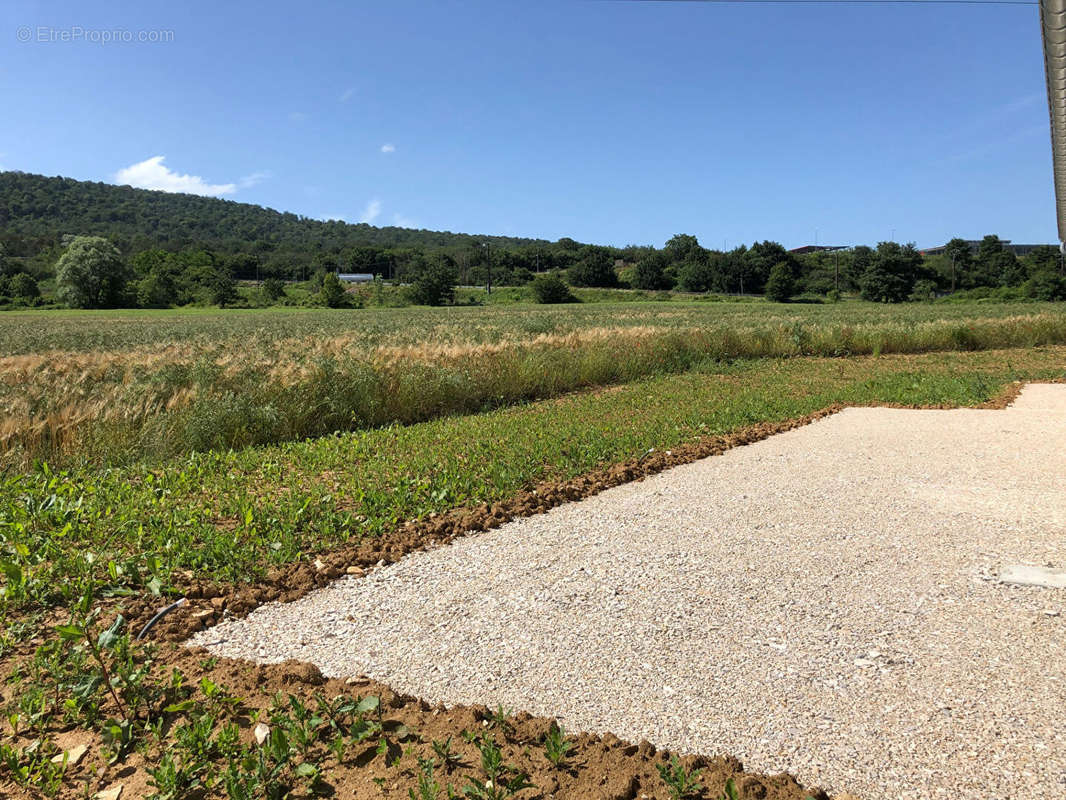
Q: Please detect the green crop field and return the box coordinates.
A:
[1,300,1065,470]
[1,299,1065,799]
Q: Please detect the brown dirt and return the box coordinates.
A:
[0,645,829,800]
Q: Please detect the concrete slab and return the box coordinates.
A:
[999,564,1066,589]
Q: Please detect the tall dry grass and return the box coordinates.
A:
[2,311,1065,469]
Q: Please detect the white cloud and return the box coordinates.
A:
[238,171,271,189]
[113,156,235,197]
[392,213,416,228]
[380,143,395,154]
[360,199,382,224]
[339,88,356,103]
[319,213,348,222]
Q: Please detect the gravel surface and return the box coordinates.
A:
[191,384,1066,799]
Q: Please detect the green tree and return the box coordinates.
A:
[763,262,795,302]
[407,262,457,306]
[663,234,705,266]
[743,241,790,295]
[135,271,178,308]
[318,272,348,307]
[530,273,576,303]
[1023,245,1061,277]
[632,251,672,290]
[1025,270,1066,301]
[210,271,238,307]
[567,246,618,287]
[262,278,286,302]
[677,260,715,293]
[54,235,128,308]
[943,238,972,292]
[631,251,673,292]
[859,241,922,303]
[974,235,1022,288]
[8,273,39,302]
[908,278,938,302]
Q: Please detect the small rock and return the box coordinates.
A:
[346,566,365,576]
[210,597,225,610]
[1043,609,1060,617]
[94,786,123,800]
[314,558,326,571]
[51,743,88,765]
[853,658,877,668]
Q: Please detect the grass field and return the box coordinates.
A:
[1,300,1065,799]
[2,301,1066,469]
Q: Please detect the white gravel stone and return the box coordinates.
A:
[189,383,1066,800]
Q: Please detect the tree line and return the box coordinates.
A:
[1,170,1063,308]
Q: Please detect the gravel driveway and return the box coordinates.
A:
[191,384,1066,799]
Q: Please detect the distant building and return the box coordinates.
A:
[336,273,374,283]
[789,245,847,255]
[920,240,1054,257]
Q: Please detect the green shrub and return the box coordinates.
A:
[1025,270,1066,301]
[317,273,348,308]
[764,263,795,302]
[407,264,457,306]
[262,278,287,302]
[530,274,576,304]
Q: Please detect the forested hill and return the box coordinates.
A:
[0,171,553,261]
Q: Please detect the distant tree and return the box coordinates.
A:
[210,271,239,307]
[347,245,390,276]
[1025,269,1066,301]
[407,262,457,306]
[663,234,705,266]
[1023,245,1061,277]
[7,273,39,302]
[677,260,716,293]
[974,235,1022,287]
[763,262,795,302]
[54,235,128,308]
[632,251,672,290]
[850,246,875,290]
[530,273,576,304]
[743,241,790,295]
[908,278,938,302]
[943,238,973,292]
[567,246,617,287]
[262,278,286,301]
[135,271,178,308]
[859,241,922,303]
[318,272,348,307]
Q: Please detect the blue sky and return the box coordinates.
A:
[0,0,1055,249]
